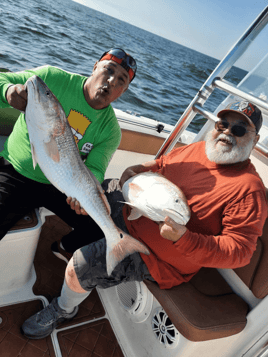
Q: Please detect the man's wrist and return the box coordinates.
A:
[173,227,188,242]
[173,227,189,244]
[5,84,14,102]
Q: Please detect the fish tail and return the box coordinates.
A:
[106,231,150,276]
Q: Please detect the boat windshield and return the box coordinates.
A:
[215,53,268,155]
[239,54,268,149]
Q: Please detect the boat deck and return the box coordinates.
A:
[0,215,124,357]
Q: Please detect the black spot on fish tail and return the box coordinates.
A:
[106,234,150,276]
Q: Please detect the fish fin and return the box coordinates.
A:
[128,182,143,198]
[44,137,60,163]
[106,231,150,276]
[97,183,111,215]
[128,207,143,220]
[85,167,111,215]
[101,191,111,215]
[120,201,134,207]
[121,202,143,220]
[30,143,38,169]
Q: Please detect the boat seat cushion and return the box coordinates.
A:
[234,188,268,298]
[144,267,248,342]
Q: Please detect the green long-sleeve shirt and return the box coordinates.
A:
[0,65,121,183]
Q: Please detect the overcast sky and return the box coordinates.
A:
[73,0,268,70]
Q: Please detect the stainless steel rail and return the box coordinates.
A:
[193,104,218,123]
[253,345,268,357]
[155,6,268,159]
[213,78,268,113]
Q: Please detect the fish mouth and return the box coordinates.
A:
[163,208,188,225]
[26,77,35,91]
[26,75,42,94]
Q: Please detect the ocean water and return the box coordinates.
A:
[0,0,247,133]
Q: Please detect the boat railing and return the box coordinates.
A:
[155,5,268,159]
[213,78,268,111]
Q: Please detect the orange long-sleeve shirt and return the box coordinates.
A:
[123,141,268,289]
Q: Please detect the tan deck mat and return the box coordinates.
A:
[0,300,55,357]
[33,215,105,327]
[57,319,124,357]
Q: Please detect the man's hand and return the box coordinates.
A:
[6,84,28,112]
[159,216,187,242]
[66,197,88,215]
[119,167,138,188]
[119,160,159,188]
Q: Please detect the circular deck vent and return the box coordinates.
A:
[152,308,179,349]
[116,281,153,323]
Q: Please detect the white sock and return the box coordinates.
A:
[57,279,91,313]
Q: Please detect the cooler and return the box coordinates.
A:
[0,209,42,297]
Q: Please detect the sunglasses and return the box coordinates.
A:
[99,48,137,82]
[215,120,256,137]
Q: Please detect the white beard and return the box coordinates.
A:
[205,131,254,164]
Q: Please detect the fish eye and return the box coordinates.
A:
[46,91,50,96]
[175,199,179,203]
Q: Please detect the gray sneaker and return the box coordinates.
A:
[21,297,79,339]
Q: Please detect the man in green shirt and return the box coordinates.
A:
[0,48,137,254]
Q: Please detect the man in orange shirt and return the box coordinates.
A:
[22,101,268,339]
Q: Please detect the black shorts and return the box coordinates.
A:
[0,157,104,245]
[73,238,153,291]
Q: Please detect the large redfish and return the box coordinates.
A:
[122,172,191,225]
[25,75,149,276]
